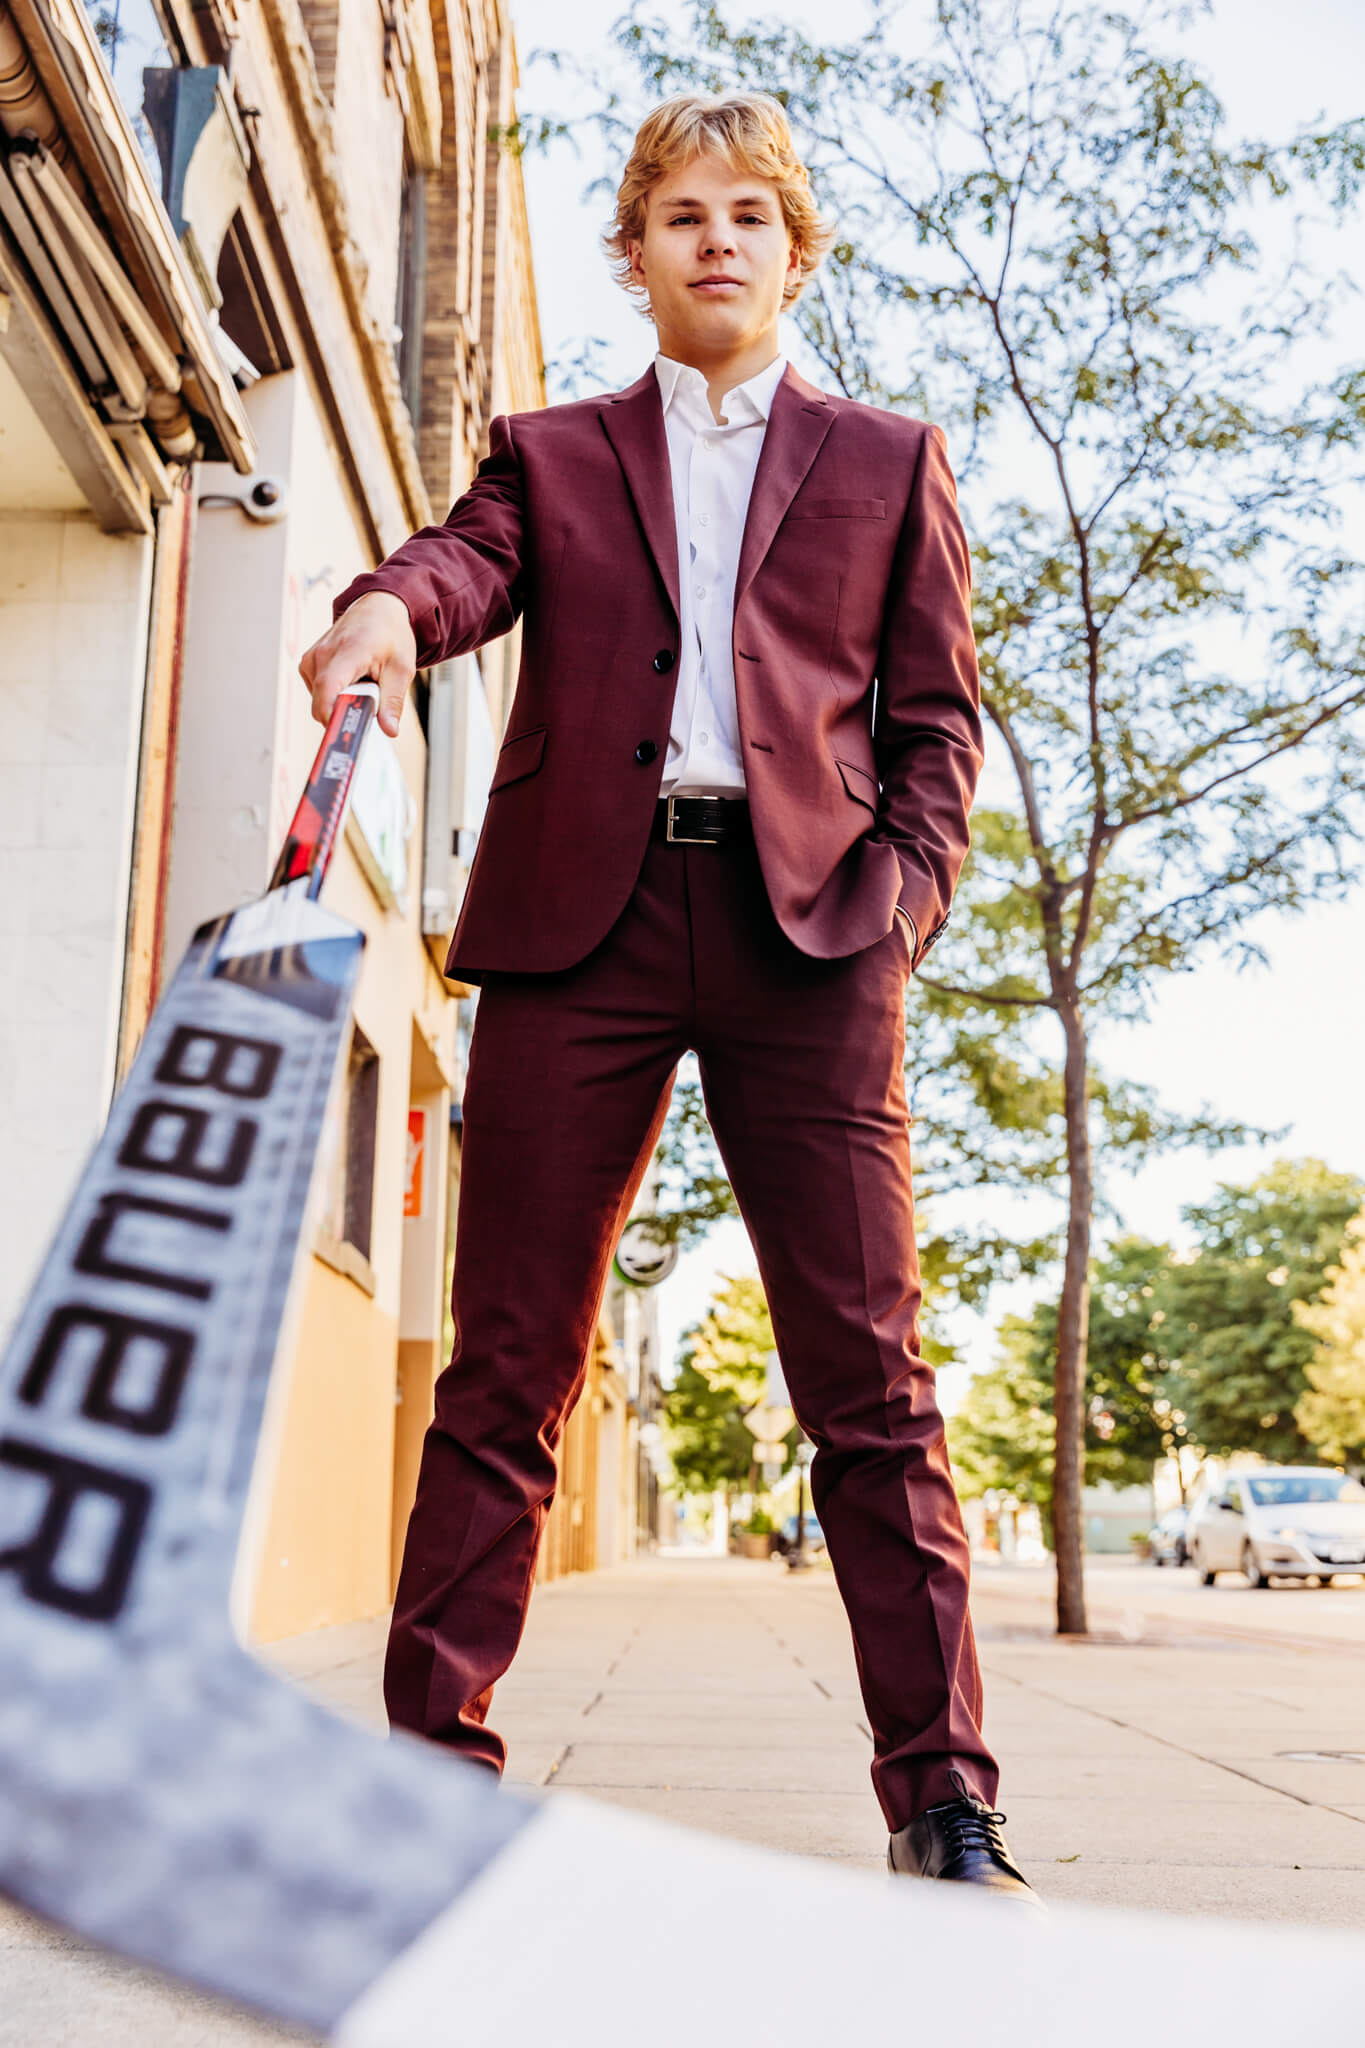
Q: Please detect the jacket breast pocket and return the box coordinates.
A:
[835,756,879,814]
[787,497,887,521]
[488,724,547,793]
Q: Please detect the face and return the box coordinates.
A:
[627,150,802,357]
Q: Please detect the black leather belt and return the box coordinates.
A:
[652,794,752,845]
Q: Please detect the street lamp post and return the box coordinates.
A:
[788,1441,816,1572]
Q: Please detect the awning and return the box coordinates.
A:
[0,0,255,481]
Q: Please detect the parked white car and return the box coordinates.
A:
[1187,1468,1365,1587]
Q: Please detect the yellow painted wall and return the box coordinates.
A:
[392,1337,441,1594]
[249,1261,400,1643]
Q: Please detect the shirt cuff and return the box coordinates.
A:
[893,904,918,953]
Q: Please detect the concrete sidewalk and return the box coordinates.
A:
[280,1549,1365,1919]
[3,1551,1362,2042]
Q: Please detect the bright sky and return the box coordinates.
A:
[507,0,1365,1404]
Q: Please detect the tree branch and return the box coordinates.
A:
[917,976,1054,1008]
[1115,684,1365,833]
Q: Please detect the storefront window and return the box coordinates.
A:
[317,1024,380,1278]
[82,0,173,179]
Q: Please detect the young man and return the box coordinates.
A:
[301,92,1036,1903]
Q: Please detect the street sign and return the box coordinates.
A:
[743,1404,794,1444]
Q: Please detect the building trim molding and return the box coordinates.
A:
[0,221,152,529]
[4,0,256,471]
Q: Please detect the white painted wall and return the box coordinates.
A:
[0,507,153,1336]
[161,373,298,971]
[167,364,446,1330]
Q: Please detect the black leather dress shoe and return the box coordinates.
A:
[888,1771,1041,1906]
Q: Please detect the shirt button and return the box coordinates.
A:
[699,731,710,746]
[698,512,711,526]
[652,649,675,673]
[695,585,707,600]
[634,739,658,764]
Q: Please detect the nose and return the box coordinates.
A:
[700,219,736,257]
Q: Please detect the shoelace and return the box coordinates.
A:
[938,1800,1009,1859]
[938,1768,1009,1860]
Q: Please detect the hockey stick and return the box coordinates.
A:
[0,686,532,2031]
[3,690,1365,2043]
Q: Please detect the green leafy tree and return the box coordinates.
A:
[1294,1217,1365,1469]
[664,1358,762,1496]
[544,0,1365,1632]
[650,1068,741,1251]
[663,1273,795,1495]
[949,1340,1054,1511]
[1162,1161,1365,1466]
[951,1236,1180,1522]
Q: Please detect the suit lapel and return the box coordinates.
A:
[599,361,836,622]
[600,370,680,624]
[736,365,835,603]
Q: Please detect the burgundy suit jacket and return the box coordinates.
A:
[333,362,983,985]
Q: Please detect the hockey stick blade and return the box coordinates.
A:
[0,687,535,2030]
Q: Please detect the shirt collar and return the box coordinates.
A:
[654,352,787,426]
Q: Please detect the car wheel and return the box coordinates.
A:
[1195,1546,1216,1586]
[1316,1574,1335,1586]
[1176,1541,1189,1567]
[1243,1543,1270,1589]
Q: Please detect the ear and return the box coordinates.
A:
[626,236,647,290]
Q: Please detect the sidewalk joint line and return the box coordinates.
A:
[986,1667,1365,1828]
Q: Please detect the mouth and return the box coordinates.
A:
[690,277,743,293]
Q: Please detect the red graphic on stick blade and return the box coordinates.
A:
[270,692,377,897]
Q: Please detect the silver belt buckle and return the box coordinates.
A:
[665,794,715,845]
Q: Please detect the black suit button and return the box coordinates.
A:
[635,739,658,764]
[652,648,675,673]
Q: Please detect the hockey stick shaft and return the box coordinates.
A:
[269,684,379,897]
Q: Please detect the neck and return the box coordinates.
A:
[654,325,782,423]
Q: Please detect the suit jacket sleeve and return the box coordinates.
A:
[872,422,984,966]
[331,413,525,666]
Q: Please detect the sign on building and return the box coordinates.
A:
[404,1108,426,1220]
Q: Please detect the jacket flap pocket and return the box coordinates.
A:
[835,756,879,812]
[788,497,887,521]
[489,724,547,793]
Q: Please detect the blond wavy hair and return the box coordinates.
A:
[603,92,834,314]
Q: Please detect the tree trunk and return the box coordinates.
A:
[1053,994,1093,1634]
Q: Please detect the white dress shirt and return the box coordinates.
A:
[653,351,787,796]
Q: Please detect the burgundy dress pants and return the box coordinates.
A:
[384,820,999,1830]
